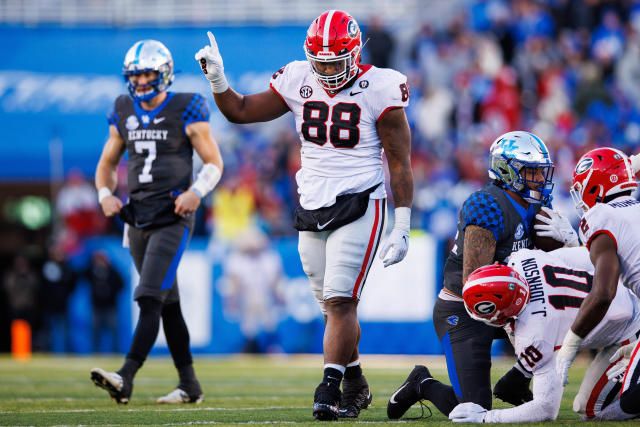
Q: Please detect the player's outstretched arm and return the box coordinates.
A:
[174,121,225,216]
[556,233,620,385]
[451,367,562,423]
[95,124,125,217]
[377,108,413,267]
[195,31,289,124]
[572,233,620,337]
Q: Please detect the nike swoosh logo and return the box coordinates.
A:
[317,218,334,230]
[389,383,408,404]
[153,117,165,124]
[349,91,362,96]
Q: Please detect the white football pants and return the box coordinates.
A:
[573,343,633,420]
[298,198,386,315]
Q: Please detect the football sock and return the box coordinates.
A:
[344,362,362,380]
[177,364,198,388]
[162,301,193,368]
[124,297,163,367]
[596,399,637,420]
[118,358,141,381]
[419,379,459,416]
[322,367,344,388]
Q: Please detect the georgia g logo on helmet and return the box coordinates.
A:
[347,20,359,38]
[575,157,594,175]
[474,301,497,315]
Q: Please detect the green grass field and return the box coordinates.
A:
[0,354,618,426]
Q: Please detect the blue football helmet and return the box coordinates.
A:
[488,131,554,205]
[122,40,174,102]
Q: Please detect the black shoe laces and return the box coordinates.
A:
[404,400,432,420]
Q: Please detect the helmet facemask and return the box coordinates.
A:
[490,156,555,205]
[305,45,360,91]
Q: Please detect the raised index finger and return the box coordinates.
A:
[207,31,218,50]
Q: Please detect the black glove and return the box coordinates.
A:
[493,366,533,406]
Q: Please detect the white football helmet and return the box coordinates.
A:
[488,131,554,205]
[123,40,174,102]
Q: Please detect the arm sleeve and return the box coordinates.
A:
[460,191,504,241]
[485,361,563,423]
[181,93,210,126]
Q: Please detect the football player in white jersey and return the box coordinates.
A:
[449,247,640,422]
[555,148,640,418]
[195,10,413,420]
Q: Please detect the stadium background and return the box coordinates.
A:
[1,0,639,358]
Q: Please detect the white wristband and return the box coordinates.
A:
[209,75,229,94]
[561,329,583,352]
[394,207,411,232]
[98,187,112,203]
[190,163,222,198]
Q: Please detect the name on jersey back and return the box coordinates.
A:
[521,257,547,317]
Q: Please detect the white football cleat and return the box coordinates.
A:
[157,388,204,404]
[90,367,131,404]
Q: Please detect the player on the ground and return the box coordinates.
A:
[91,39,223,404]
[555,148,640,417]
[387,131,578,419]
[448,247,640,422]
[195,10,413,420]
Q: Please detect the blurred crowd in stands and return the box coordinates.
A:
[195,0,640,245]
[4,0,640,352]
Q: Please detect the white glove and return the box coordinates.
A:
[534,206,579,247]
[607,341,637,382]
[194,31,229,93]
[556,329,583,386]
[449,402,487,423]
[379,207,410,268]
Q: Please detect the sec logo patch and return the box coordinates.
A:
[300,85,313,98]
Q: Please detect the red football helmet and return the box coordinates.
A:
[462,263,530,327]
[304,10,362,91]
[570,147,638,214]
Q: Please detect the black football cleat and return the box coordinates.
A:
[387,365,431,419]
[313,382,341,421]
[338,375,373,418]
[90,367,133,404]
